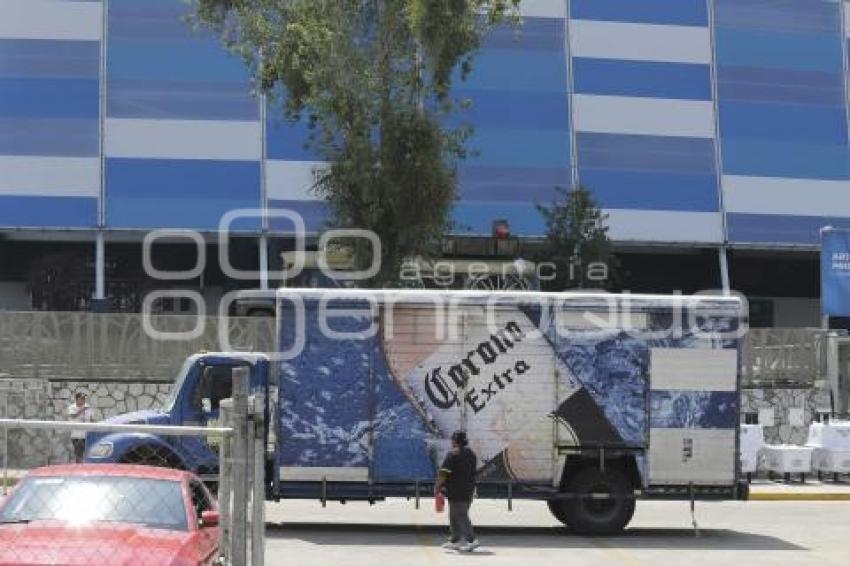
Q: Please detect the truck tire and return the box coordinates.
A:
[562,467,635,536]
[546,499,571,527]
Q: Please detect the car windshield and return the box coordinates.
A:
[162,357,195,413]
[0,476,188,531]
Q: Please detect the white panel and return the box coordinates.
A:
[279,467,369,482]
[722,175,850,216]
[105,119,261,161]
[604,209,723,243]
[569,20,710,64]
[649,428,735,485]
[0,156,100,197]
[650,348,737,392]
[266,160,328,201]
[0,0,101,41]
[520,0,566,19]
[573,95,715,137]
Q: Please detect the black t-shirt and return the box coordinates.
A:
[440,447,477,502]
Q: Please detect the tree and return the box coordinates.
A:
[535,186,618,291]
[193,0,520,286]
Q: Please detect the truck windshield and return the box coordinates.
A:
[162,358,195,413]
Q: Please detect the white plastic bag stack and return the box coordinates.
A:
[740,424,765,476]
[807,421,850,476]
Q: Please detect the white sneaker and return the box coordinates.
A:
[442,541,462,550]
[459,539,480,552]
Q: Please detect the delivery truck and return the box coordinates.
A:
[86,289,747,534]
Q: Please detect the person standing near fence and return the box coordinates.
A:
[67,392,93,463]
[435,430,480,552]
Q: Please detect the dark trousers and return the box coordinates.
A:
[71,439,85,463]
[448,499,475,543]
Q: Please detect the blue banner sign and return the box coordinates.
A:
[821,228,850,317]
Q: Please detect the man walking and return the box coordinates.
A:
[67,392,93,463]
[435,430,479,552]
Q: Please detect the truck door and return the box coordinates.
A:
[180,362,238,471]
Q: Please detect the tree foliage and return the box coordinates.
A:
[193,0,519,285]
[535,186,618,291]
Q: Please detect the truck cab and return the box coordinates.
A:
[85,352,270,475]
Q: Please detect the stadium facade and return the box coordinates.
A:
[0,0,848,325]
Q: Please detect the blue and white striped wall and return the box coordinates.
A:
[3,0,850,248]
[719,0,850,246]
[105,0,261,231]
[569,0,722,244]
[0,0,101,228]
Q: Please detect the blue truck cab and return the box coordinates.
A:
[85,352,270,476]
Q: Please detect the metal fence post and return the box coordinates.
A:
[219,398,234,565]
[231,367,250,566]
[2,392,8,496]
[250,394,265,566]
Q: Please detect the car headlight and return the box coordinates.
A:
[87,441,113,459]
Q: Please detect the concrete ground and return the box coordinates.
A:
[264,498,850,565]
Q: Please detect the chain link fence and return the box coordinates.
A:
[0,369,265,565]
[742,328,828,388]
[0,311,274,382]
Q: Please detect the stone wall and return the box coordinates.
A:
[1,377,174,469]
[741,387,832,445]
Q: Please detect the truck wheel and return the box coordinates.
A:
[546,499,571,527]
[562,467,635,536]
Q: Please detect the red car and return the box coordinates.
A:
[0,464,220,566]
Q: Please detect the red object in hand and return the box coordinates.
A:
[435,491,446,513]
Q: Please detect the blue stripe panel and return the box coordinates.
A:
[448,89,569,130]
[571,0,708,26]
[719,101,847,145]
[268,200,330,234]
[573,58,712,101]
[715,29,843,73]
[0,39,99,78]
[726,213,850,245]
[108,41,250,83]
[108,0,255,121]
[266,116,319,161]
[715,0,840,34]
[0,118,98,157]
[108,80,259,120]
[458,167,566,202]
[464,128,571,168]
[650,391,737,429]
[484,18,565,52]
[0,196,97,228]
[577,133,716,174]
[110,0,202,40]
[578,169,719,212]
[721,140,850,180]
[0,78,98,119]
[450,202,545,236]
[458,50,567,92]
[106,158,261,230]
[718,66,845,106]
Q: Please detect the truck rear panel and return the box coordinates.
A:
[273,290,743,500]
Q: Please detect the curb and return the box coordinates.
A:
[749,492,850,501]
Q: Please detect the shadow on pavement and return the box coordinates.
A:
[265,523,806,551]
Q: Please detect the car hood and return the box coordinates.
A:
[101,409,171,426]
[0,523,201,566]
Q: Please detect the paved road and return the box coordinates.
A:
[264,498,848,565]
